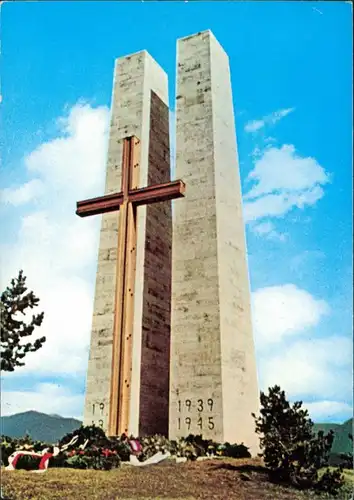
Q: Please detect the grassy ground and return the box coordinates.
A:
[2,458,353,500]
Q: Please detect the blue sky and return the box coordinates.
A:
[1,1,352,424]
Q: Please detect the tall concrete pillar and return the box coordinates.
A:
[83,51,172,437]
[170,30,259,454]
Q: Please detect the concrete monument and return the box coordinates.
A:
[169,31,259,455]
[78,30,259,455]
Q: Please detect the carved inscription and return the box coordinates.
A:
[176,397,215,433]
[91,402,105,428]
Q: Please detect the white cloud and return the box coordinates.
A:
[244,107,294,133]
[253,284,352,416]
[259,336,353,402]
[1,102,110,376]
[244,186,325,222]
[1,383,84,420]
[244,144,329,222]
[264,136,276,144]
[303,401,353,423]
[271,108,295,122]
[252,286,352,419]
[251,221,274,236]
[252,284,330,346]
[1,179,44,206]
[245,145,329,199]
[251,220,287,241]
[245,119,265,133]
[26,102,109,199]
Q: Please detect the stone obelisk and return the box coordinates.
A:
[169,30,260,454]
[83,51,172,437]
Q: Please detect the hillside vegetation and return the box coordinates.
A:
[314,419,353,455]
[0,411,81,443]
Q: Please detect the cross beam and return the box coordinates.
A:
[76,136,185,437]
[76,180,185,218]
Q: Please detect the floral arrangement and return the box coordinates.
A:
[1,427,251,471]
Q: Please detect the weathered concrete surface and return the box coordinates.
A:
[83,51,172,437]
[170,30,260,455]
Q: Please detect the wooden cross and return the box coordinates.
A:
[76,136,185,437]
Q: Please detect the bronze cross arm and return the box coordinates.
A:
[76,179,185,218]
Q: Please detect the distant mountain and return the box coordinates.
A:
[0,411,82,443]
[314,418,353,465]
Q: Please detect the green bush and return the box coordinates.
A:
[166,434,250,460]
[316,467,345,495]
[223,443,251,459]
[252,385,344,495]
[64,449,120,471]
[338,433,353,469]
[338,452,353,469]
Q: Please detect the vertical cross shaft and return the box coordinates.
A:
[108,137,140,437]
[77,134,185,437]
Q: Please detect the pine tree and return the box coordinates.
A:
[252,385,344,494]
[0,270,45,371]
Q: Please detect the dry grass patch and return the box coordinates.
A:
[2,458,352,500]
